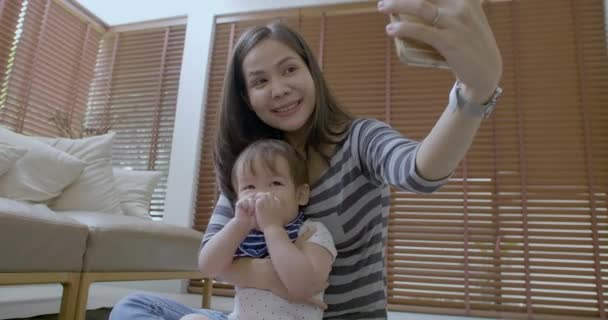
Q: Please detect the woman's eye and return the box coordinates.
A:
[284,66,297,75]
[271,181,283,186]
[252,79,266,88]
[242,185,255,190]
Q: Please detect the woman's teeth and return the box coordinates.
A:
[275,100,299,113]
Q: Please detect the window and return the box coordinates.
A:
[0,0,22,100]
[85,20,187,219]
[0,0,104,136]
[0,0,187,219]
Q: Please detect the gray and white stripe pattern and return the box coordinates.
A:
[203,118,449,319]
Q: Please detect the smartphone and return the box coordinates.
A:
[390,14,449,69]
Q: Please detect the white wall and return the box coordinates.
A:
[77,0,191,24]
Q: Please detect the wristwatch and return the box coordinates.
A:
[451,81,503,118]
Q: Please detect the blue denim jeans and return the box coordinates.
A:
[109,293,228,320]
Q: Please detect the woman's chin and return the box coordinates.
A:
[272,119,308,133]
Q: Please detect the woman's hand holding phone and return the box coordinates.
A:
[378,0,502,104]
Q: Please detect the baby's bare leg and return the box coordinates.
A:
[179,314,211,320]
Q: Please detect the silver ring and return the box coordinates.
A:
[431,8,440,27]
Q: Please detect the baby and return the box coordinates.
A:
[183,139,336,320]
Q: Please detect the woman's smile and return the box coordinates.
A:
[272,98,302,116]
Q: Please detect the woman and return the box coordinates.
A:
[109,0,503,319]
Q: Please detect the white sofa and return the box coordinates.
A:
[0,128,212,320]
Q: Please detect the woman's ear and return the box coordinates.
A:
[297,184,310,206]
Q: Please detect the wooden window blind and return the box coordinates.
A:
[85,22,187,220]
[190,1,607,319]
[0,0,22,97]
[0,0,103,136]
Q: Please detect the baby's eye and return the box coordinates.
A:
[271,181,283,186]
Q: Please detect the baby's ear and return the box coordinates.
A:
[297,184,310,206]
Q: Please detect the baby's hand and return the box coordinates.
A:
[254,192,285,231]
[294,225,317,249]
[234,196,258,231]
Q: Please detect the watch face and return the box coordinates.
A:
[453,81,502,118]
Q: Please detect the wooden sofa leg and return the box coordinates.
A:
[58,273,80,320]
[202,278,212,309]
[75,274,93,320]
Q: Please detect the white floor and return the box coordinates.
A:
[0,283,494,320]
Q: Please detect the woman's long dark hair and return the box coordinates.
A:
[214,21,352,205]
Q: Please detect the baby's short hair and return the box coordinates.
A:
[232,139,308,189]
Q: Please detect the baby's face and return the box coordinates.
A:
[235,156,308,223]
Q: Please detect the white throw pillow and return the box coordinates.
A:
[0,128,86,202]
[37,133,122,213]
[0,143,27,176]
[113,168,162,219]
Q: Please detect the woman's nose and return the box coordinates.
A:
[271,80,290,99]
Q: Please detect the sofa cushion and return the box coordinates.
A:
[0,198,88,272]
[37,133,122,214]
[113,168,163,219]
[0,143,27,176]
[59,211,203,272]
[0,128,86,202]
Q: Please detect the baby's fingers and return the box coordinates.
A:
[295,225,317,247]
[242,197,255,215]
[305,297,328,310]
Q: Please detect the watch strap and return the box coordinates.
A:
[449,81,503,119]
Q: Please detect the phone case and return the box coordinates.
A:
[390,14,449,69]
